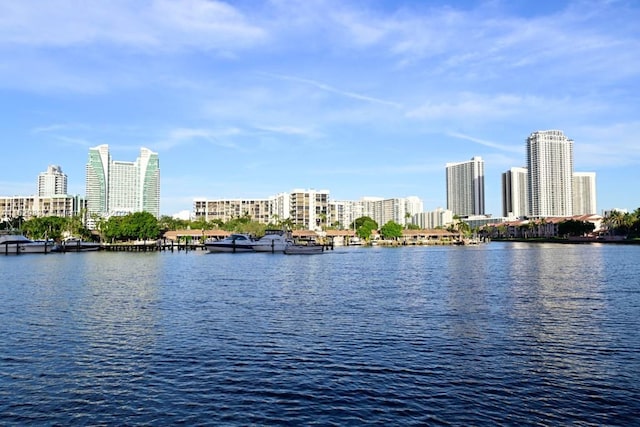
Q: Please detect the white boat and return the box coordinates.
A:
[60,237,101,252]
[0,234,59,254]
[204,233,255,253]
[252,229,293,253]
[284,241,325,255]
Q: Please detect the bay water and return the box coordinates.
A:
[1,242,639,425]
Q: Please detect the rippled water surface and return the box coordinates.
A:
[1,242,639,425]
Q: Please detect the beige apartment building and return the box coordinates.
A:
[0,195,84,222]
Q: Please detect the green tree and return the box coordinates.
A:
[130,211,161,240]
[158,215,189,232]
[22,216,67,241]
[558,219,595,237]
[353,216,378,241]
[64,211,92,240]
[1,216,24,231]
[380,221,403,240]
[404,212,412,228]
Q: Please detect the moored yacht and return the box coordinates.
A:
[0,234,59,255]
[60,237,101,252]
[204,233,255,253]
[283,240,325,255]
[252,229,293,253]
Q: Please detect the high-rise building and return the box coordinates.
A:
[1,195,84,220]
[501,167,528,218]
[446,156,485,217]
[85,145,160,223]
[37,165,68,197]
[139,148,160,216]
[526,130,574,217]
[328,200,364,230]
[412,207,454,229]
[86,144,110,217]
[360,196,423,227]
[290,189,329,230]
[573,172,597,215]
[193,198,271,224]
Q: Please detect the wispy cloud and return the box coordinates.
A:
[156,127,243,151]
[0,0,267,52]
[266,73,404,109]
[572,121,640,167]
[447,132,522,154]
[253,125,320,138]
[31,123,90,134]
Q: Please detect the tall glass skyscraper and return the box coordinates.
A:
[86,144,110,217]
[526,130,574,217]
[445,156,485,217]
[85,145,160,222]
[139,148,160,216]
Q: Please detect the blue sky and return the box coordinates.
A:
[1,0,638,217]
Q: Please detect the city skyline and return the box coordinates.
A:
[1,1,638,216]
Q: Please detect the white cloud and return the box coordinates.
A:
[157,127,242,151]
[572,121,640,167]
[406,93,539,121]
[254,125,320,138]
[0,0,267,52]
[267,73,404,109]
[447,132,522,154]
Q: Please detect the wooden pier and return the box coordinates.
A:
[100,241,206,252]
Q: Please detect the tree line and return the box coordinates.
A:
[7,208,638,243]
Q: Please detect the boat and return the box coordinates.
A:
[0,234,59,254]
[204,233,256,253]
[252,229,293,253]
[284,240,325,255]
[60,237,101,252]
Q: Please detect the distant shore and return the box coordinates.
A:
[492,237,640,245]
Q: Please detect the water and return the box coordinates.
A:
[1,242,639,425]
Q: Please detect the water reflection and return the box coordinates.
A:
[502,243,614,388]
[1,245,639,425]
[443,246,493,341]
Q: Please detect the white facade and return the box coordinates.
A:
[413,208,454,229]
[268,192,292,225]
[359,196,424,227]
[573,172,597,215]
[194,189,329,230]
[37,165,68,197]
[329,200,364,230]
[501,167,529,219]
[193,192,424,230]
[527,130,574,217]
[289,189,330,230]
[446,156,485,217]
[109,161,138,215]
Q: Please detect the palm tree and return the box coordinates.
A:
[603,210,624,235]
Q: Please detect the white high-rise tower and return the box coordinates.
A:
[573,172,597,215]
[38,165,68,197]
[501,167,528,218]
[526,130,574,217]
[446,156,485,217]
